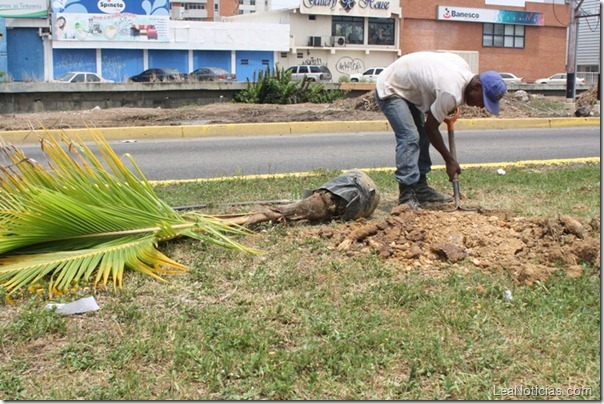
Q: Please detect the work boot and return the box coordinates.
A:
[398,183,422,210]
[415,174,453,203]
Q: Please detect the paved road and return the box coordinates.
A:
[17,126,600,181]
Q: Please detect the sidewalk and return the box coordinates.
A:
[0,116,599,144]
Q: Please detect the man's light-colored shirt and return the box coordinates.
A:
[376,51,475,123]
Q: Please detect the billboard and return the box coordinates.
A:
[0,0,48,18]
[436,6,545,26]
[52,0,170,41]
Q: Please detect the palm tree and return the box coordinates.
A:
[0,132,257,297]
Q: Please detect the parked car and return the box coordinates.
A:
[499,72,525,85]
[53,71,114,83]
[128,68,185,83]
[285,65,332,82]
[187,67,236,82]
[349,67,384,82]
[535,73,586,86]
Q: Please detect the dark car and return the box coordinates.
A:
[188,67,236,82]
[128,68,185,83]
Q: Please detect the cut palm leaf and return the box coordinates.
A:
[0,131,258,297]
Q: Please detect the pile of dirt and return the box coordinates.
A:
[0,88,596,132]
[316,205,600,284]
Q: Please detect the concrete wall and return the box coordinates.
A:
[0,81,588,113]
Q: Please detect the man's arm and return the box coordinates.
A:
[425,112,461,181]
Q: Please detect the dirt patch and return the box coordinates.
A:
[316,205,600,284]
[0,87,599,132]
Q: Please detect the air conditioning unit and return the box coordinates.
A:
[331,36,346,47]
[38,27,51,37]
[308,36,322,47]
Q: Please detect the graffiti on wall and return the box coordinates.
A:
[301,57,325,66]
[335,56,364,75]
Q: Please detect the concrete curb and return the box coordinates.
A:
[0,117,599,144]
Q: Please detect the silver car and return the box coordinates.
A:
[499,72,525,85]
[53,71,114,83]
[535,73,586,85]
[285,65,332,82]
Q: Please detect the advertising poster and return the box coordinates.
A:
[52,0,170,41]
[0,0,47,18]
[437,6,544,26]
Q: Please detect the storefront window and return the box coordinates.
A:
[332,16,364,45]
[368,18,395,45]
[483,23,524,48]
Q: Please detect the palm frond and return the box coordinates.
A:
[0,131,258,297]
[0,235,187,296]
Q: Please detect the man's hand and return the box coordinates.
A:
[445,160,461,182]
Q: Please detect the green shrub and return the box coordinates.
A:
[234,67,345,105]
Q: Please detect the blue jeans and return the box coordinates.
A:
[375,91,432,186]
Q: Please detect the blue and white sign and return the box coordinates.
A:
[437,5,544,26]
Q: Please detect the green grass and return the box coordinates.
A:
[0,162,600,400]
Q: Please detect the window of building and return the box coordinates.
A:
[368,18,395,45]
[297,52,304,58]
[332,16,364,45]
[241,59,249,65]
[309,15,316,20]
[214,3,218,11]
[262,59,269,66]
[483,23,524,48]
[280,52,288,58]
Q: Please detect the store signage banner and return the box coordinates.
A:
[437,5,544,26]
[0,0,47,18]
[52,0,170,41]
[300,0,393,18]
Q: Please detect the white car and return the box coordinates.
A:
[535,73,585,86]
[53,71,114,83]
[499,72,525,85]
[349,67,385,82]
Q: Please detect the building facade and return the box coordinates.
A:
[0,0,600,85]
[1,0,289,82]
[575,0,600,84]
[400,0,572,83]
[225,0,403,81]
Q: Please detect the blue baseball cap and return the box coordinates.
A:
[480,71,507,115]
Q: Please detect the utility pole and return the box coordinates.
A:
[565,0,582,103]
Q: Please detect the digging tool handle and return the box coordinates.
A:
[444,107,460,161]
[444,108,461,207]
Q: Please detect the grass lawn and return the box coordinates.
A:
[0,161,600,400]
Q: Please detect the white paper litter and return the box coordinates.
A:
[44,296,100,315]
